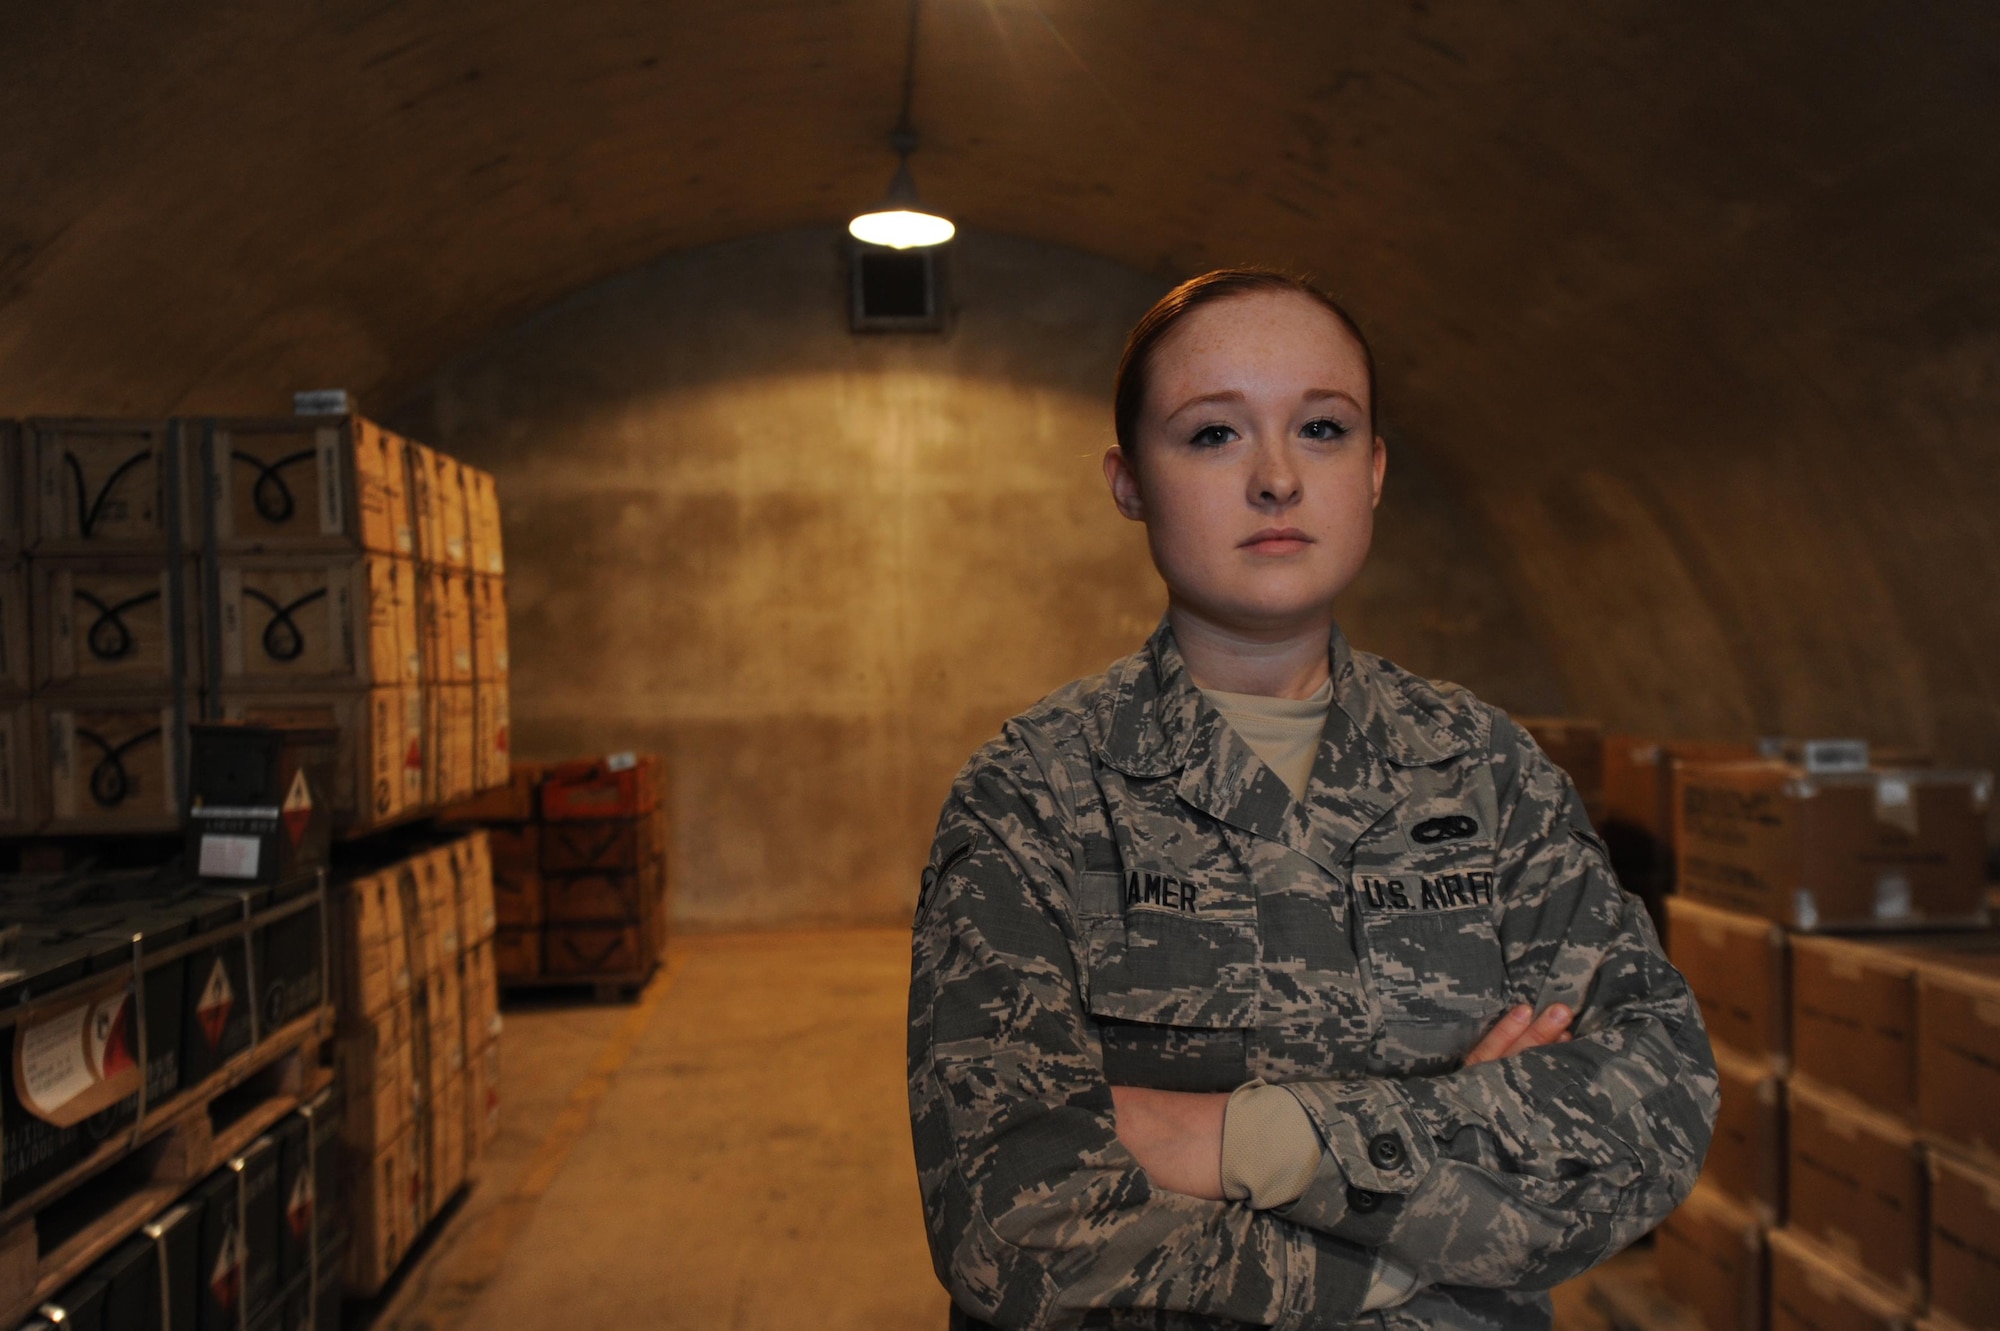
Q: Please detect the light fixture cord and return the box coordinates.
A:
[892,0,922,151]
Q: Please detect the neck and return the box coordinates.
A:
[1167,601,1335,699]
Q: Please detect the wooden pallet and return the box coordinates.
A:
[0,1007,334,1326]
[1585,1261,1703,1331]
[501,961,657,1003]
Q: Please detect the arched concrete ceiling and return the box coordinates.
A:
[4,1,2000,774]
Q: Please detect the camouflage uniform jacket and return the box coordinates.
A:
[908,622,1717,1331]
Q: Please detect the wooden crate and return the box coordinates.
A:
[0,560,29,696]
[32,558,200,695]
[27,419,197,553]
[420,449,470,572]
[217,554,416,690]
[469,574,509,680]
[488,825,541,930]
[201,415,414,557]
[222,686,418,831]
[37,695,184,833]
[540,814,663,876]
[419,569,473,685]
[542,864,663,927]
[344,1121,421,1298]
[0,424,22,555]
[447,831,497,944]
[0,701,39,834]
[542,918,662,983]
[539,753,661,821]
[424,685,475,809]
[492,927,540,984]
[334,997,413,1158]
[440,761,539,824]
[472,679,511,793]
[463,468,503,577]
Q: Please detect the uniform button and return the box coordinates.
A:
[1346,1186,1382,1213]
[1368,1133,1406,1169]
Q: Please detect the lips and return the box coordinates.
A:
[1241,527,1313,552]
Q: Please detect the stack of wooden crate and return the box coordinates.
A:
[0,414,511,838]
[1646,752,1998,1331]
[446,756,669,996]
[13,420,197,835]
[332,831,500,1296]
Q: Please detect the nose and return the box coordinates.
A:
[1247,437,1302,511]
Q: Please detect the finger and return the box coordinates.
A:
[1500,1003,1573,1057]
[1464,1005,1534,1066]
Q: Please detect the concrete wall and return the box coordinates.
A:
[396,230,1554,928]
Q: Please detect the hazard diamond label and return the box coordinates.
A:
[197,958,235,1051]
[282,767,313,848]
[404,737,423,772]
[90,990,136,1080]
[210,1223,243,1311]
[286,1167,315,1241]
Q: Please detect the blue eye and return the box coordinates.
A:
[1190,424,1237,448]
[1300,418,1350,441]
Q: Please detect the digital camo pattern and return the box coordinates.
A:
[910,621,1718,1330]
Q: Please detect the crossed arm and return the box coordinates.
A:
[1112,1001,1577,1200]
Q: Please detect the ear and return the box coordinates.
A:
[1369,435,1387,510]
[1103,446,1146,521]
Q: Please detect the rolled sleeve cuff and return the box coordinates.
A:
[1273,1079,1436,1244]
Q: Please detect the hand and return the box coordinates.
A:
[1464,1003,1574,1067]
[1108,1085,1229,1200]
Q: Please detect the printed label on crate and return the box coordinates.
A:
[287,1165,315,1241]
[210,1221,245,1311]
[196,956,237,1050]
[198,832,262,880]
[293,389,351,416]
[283,767,313,846]
[316,426,344,535]
[606,751,637,772]
[14,979,142,1126]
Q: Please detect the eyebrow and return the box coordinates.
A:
[1165,387,1363,419]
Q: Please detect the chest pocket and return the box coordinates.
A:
[1074,870,1260,1092]
[1356,857,1509,1076]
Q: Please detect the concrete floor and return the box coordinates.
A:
[365,929,1630,1331]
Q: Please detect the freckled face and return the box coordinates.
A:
[1104,290,1386,634]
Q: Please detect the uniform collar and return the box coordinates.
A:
[1090,618,1475,780]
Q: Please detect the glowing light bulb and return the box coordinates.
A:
[848,208,956,249]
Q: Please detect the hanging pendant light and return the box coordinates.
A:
[849,0,955,250]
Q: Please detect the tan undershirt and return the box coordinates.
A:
[1198,678,1334,802]
[1201,681,1421,1310]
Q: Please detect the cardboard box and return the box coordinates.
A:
[202,415,414,557]
[491,832,541,930]
[28,418,197,552]
[539,813,662,876]
[542,863,662,926]
[440,761,540,823]
[1786,1077,1925,1302]
[493,926,539,982]
[1517,716,1604,811]
[1767,1226,1916,1331]
[217,553,415,689]
[1676,762,1992,930]
[1656,1183,1765,1331]
[38,695,183,832]
[224,686,416,829]
[464,467,504,577]
[1707,1042,1785,1222]
[1928,1150,2000,1329]
[1793,934,2000,1121]
[540,752,661,821]
[1915,952,2000,1162]
[1667,895,1790,1068]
